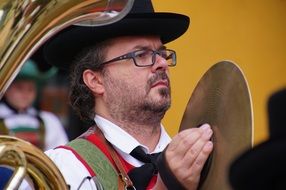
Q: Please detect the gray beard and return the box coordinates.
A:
[104,71,171,126]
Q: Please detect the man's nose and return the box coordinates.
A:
[151,54,168,72]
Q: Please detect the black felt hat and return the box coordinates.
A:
[229,88,286,190]
[38,0,190,69]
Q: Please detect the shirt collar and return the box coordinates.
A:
[94,115,171,155]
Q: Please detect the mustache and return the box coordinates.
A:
[148,71,170,87]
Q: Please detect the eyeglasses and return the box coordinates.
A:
[100,49,177,67]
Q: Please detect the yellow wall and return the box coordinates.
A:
[153,0,286,144]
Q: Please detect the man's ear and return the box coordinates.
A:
[83,69,104,95]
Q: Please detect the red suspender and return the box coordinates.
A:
[57,145,96,176]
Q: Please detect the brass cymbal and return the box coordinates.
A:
[179,61,253,190]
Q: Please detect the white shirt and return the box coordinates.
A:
[0,102,68,150]
[45,115,171,190]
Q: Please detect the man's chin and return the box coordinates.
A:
[143,98,170,113]
[153,100,171,113]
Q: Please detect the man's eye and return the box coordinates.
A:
[159,50,168,59]
[165,53,172,60]
[135,50,151,58]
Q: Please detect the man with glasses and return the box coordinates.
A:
[43,0,213,189]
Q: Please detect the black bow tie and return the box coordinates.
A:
[128,146,161,190]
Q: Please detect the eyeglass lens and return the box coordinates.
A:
[134,49,175,66]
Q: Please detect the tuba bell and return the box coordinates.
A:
[0,0,133,189]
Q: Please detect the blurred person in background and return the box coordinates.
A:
[0,59,68,151]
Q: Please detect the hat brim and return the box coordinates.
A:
[41,12,189,69]
[229,139,286,190]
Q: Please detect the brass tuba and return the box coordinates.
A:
[0,0,133,189]
[0,135,67,189]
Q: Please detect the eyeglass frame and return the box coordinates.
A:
[100,48,177,67]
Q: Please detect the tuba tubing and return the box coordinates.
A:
[0,144,27,190]
[0,135,67,189]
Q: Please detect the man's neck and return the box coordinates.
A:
[118,121,161,152]
[99,113,162,152]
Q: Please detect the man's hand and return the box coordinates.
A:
[155,124,213,190]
